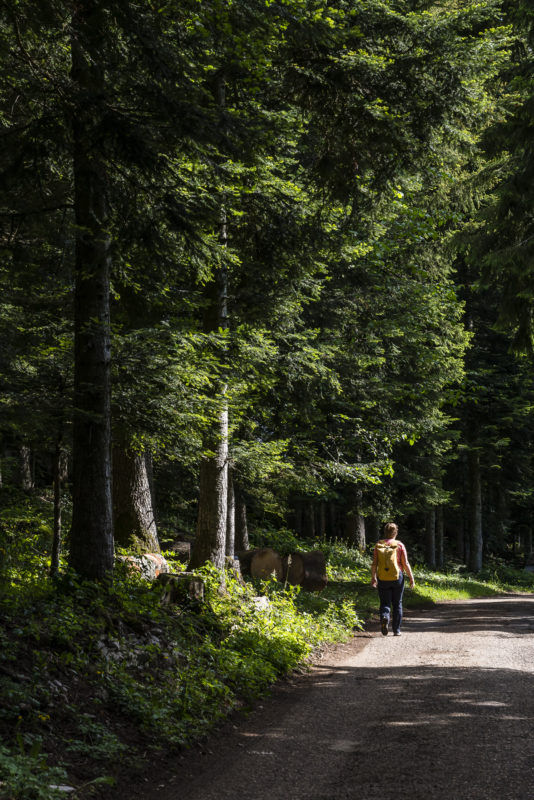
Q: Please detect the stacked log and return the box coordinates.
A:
[250,548,284,581]
[237,548,327,591]
[283,552,305,586]
[299,550,327,591]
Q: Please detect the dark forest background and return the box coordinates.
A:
[2,0,534,580]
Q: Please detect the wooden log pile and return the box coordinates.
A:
[237,548,327,591]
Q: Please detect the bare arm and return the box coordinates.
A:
[371,548,378,587]
[400,547,415,588]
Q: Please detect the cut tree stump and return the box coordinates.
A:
[156,572,205,604]
[283,552,305,586]
[300,550,327,591]
[250,548,284,581]
[236,548,256,576]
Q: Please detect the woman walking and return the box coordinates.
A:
[371,522,415,636]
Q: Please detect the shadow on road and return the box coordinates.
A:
[117,597,534,800]
[394,595,534,636]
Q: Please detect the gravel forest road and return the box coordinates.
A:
[127,596,534,800]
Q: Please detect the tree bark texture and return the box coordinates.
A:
[112,444,159,553]
[456,514,465,560]
[69,2,114,579]
[345,510,366,552]
[307,502,316,539]
[234,485,249,551]
[526,525,533,557]
[190,404,229,570]
[329,503,338,538]
[191,73,230,570]
[50,443,68,578]
[20,445,33,490]
[436,506,444,570]
[425,508,436,569]
[226,466,235,558]
[295,501,303,536]
[319,502,326,538]
[468,450,483,572]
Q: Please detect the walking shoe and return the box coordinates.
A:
[381,617,389,636]
[393,631,402,636]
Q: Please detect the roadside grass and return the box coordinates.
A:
[0,506,533,800]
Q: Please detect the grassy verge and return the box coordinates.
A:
[0,511,533,799]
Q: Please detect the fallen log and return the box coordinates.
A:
[236,548,256,576]
[283,552,305,586]
[250,548,284,581]
[301,550,327,591]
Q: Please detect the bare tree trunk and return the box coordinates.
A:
[112,443,159,552]
[368,516,381,542]
[468,450,483,572]
[456,513,464,560]
[425,509,436,569]
[226,466,235,558]
[50,442,68,578]
[295,501,303,536]
[345,510,366,551]
[436,506,444,570]
[69,1,114,579]
[190,72,230,571]
[525,524,533,557]
[20,445,33,490]
[329,503,337,538]
[496,485,507,554]
[235,484,249,551]
[319,502,326,539]
[307,502,316,539]
[145,450,156,512]
[190,406,228,569]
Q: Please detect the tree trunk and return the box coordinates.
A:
[319,502,326,539]
[456,514,464,560]
[468,450,483,572]
[295,501,303,536]
[526,524,533,557]
[112,443,159,553]
[190,72,230,571]
[425,509,436,569]
[145,449,156,512]
[226,466,235,558]
[345,510,366,551]
[307,502,316,539]
[20,445,33,490]
[50,442,68,578]
[69,2,114,580]
[235,484,249,551]
[436,506,444,569]
[329,502,337,539]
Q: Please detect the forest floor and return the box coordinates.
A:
[114,594,534,800]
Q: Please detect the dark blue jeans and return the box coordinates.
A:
[378,574,405,634]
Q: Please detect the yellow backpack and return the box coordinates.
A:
[376,540,400,580]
